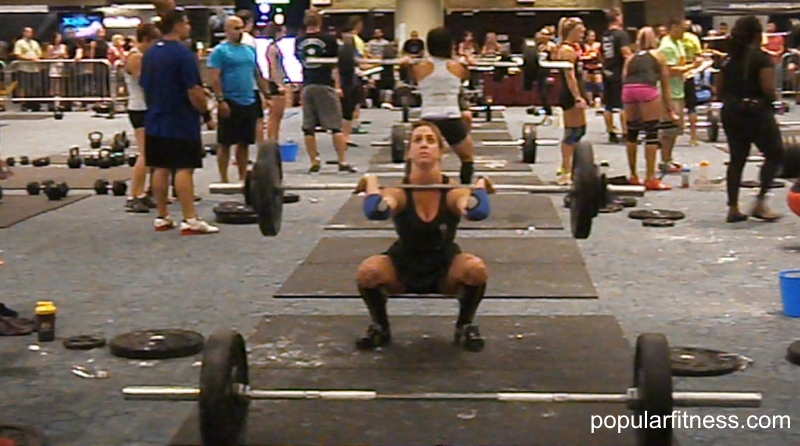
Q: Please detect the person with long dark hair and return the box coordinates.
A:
[718,15,783,222]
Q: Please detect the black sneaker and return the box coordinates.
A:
[454,324,485,352]
[308,164,321,174]
[125,197,151,213]
[355,324,392,350]
[608,133,620,144]
[339,163,358,173]
[141,195,156,209]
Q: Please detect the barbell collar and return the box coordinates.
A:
[208,183,646,196]
[121,385,761,407]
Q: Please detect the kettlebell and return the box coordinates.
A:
[67,147,83,169]
[88,131,103,149]
[97,149,113,169]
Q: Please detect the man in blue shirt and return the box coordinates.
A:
[208,16,270,184]
[141,9,218,235]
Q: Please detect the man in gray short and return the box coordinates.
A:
[295,10,356,173]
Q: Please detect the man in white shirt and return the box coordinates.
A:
[13,27,43,111]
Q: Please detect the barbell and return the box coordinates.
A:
[209,141,644,238]
[371,123,560,163]
[121,328,762,446]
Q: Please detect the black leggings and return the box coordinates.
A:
[721,107,784,207]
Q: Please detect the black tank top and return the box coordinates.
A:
[559,44,586,101]
[624,51,660,87]
[391,175,460,255]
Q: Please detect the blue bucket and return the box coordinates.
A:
[779,270,800,317]
[279,141,299,162]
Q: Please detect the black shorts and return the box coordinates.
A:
[267,81,280,96]
[217,100,262,146]
[603,78,623,111]
[128,110,146,129]
[426,118,469,147]
[341,85,362,121]
[144,135,203,170]
[559,90,576,110]
[684,79,697,113]
[385,242,461,294]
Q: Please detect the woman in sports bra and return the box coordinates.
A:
[265,24,289,142]
[581,30,603,106]
[554,17,589,186]
[621,26,678,191]
[407,27,477,185]
[355,121,491,352]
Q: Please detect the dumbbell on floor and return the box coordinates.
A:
[5,156,50,167]
[27,181,70,200]
[94,179,128,196]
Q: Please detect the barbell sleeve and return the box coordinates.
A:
[121,386,761,408]
[208,183,646,196]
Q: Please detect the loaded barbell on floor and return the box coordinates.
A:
[372,124,560,163]
[121,328,762,446]
[208,141,644,238]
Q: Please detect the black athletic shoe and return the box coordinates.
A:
[125,197,150,213]
[608,133,620,144]
[454,324,485,352]
[141,195,156,209]
[339,163,358,173]
[356,324,391,350]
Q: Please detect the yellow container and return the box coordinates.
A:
[35,301,57,315]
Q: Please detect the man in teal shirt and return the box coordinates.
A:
[208,16,270,184]
[658,18,699,173]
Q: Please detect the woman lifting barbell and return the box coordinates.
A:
[407,27,478,185]
[355,122,490,352]
[622,26,678,191]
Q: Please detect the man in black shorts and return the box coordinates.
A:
[208,16,270,184]
[600,8,632,144]
[141,9,218,235]
[296,10,356,173]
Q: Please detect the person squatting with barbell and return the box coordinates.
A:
[355,122,491,352]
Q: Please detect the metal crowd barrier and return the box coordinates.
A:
[2,59,123,111]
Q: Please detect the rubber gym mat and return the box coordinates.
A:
[0,166,131,190]
[326,194,562,231]
[168,315,650,446]
[471,131,516,141]
[369,148,530,172]
[0,114,52,120]
[0,194,90,228]
[275,237,597,298]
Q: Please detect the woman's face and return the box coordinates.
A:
[54,33,62,44]
[407,125,442,167]
[570,24,586,42]
[465,32,473,41]
[587,30,596,42]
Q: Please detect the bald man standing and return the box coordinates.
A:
[208,16,270,184]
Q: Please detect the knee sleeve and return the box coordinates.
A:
[626,122,642,143]
[563,126,586,145]
[643,120,660,146]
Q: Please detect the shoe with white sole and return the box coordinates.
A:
[180,218,219,235]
